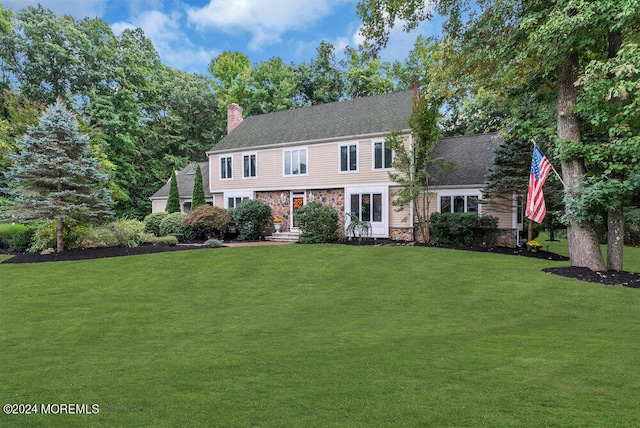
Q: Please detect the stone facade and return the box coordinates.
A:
[390,227,414,241]
[256,188,345,234]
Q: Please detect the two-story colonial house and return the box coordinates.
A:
[151,90,517,243]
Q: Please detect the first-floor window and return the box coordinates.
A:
[243,154,256,178]
[227,196,249,209]
[440,195,479,213]
[350,193,382,222]
[284,148,307,175]
[220,156,232,179]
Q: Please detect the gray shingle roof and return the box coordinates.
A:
[209,90,414,153]
[151,161,212,199]
[432,132,502,186]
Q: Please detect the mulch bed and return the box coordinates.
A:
[3,240,639,288]
[1,243,210,264]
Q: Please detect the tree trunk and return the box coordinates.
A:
[607,206,624,271]
[527,218,533,242]
[57,217,64,253]
[605,30,624,272]
[557,51,605,271]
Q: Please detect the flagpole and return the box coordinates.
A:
[531,140,567,189]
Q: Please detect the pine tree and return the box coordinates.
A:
[165,170,181,213]
[191,164,206,211]
[3,100,113,252]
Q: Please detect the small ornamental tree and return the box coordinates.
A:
[191,164,206,211]
[3,100,113,252]
[388,92,452,243]
[165,170,181,213]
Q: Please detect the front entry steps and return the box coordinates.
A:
[264,231,300,243]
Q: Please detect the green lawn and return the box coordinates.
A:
[1,243,640,426]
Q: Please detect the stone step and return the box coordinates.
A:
[265,231,300,242]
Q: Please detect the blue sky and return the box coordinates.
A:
[2,0,443,75]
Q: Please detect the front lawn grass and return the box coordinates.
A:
[2,244,640,426]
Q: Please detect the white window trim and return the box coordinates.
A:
[224,191,253,209]
[437,190,483,214]
[283,147,309,177]
[220,155,233,181]
[242,152,257,179]
[339,143,359,173]
[372,139,394,171]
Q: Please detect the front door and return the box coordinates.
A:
[291,191,306,230]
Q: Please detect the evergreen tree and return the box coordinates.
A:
[3,100,112,252]
[165,170,180,213]
[191,164,206,211]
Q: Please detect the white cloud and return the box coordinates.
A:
[186,0,353,51]
[2,0,108,18]
[111,9,217,74]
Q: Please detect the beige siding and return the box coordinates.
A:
[482,196,515,229]
[209,134,410,193]
[389,187,412,228]
[212,192,224,208]
[152,199,166,213]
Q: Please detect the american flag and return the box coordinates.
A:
[526,145,552,223]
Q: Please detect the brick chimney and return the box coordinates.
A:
[227,103,243,134]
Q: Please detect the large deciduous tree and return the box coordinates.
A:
[3,101,112,252]
[358,0,640,271]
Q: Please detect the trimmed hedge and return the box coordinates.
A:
[144,212,169,237]
[159,212,187,239]
[430,212,498,247]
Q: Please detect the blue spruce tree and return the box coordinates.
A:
[3,101,113,252]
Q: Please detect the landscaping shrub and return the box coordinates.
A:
[0,223,30,248]
[109,219,149,247]
[204,238,223,248]
[28,222,97,252]
[8,227,36,252]
[295,201,339,243]
[183,205,232,240]
[158,212,187,239]
[232,199,271,240]
[430,212,498,247]
[143,212,169,237]
[148,235,179,246]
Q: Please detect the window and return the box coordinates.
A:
[243,153,256,178]
[227,196,249,209]
[374,141,393,169]
[350,193,382,222]
[220,156,232,179]
[284,148,307,176]
[340,144,357,172]
[440,195,480,213]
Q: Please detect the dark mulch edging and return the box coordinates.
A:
[1,243,210,264]
[334,239,569,261]
[542,266,640,288]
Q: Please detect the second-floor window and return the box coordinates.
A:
[220,156,232,179]
[340,144,357,172]
[243,154,256,178]
[374,141,393,169]
[284,148,307,176]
